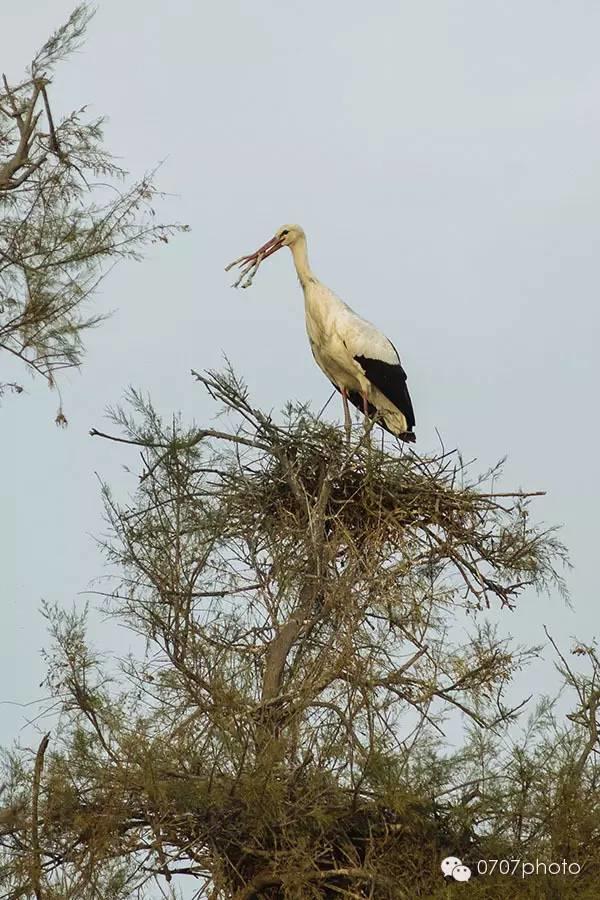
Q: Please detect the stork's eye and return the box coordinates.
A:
[281,230,289,237]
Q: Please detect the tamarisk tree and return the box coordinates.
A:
[0,5,186,414]
[1,369,591,900]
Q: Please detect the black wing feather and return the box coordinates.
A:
[354,354,416,429]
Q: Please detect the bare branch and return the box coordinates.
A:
[30,733,50,900]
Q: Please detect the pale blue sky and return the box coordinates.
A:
[3,1,600,748]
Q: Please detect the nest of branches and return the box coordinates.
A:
[185,371,567,612]
[241,430,507,540]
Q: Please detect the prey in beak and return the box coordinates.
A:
[225,233,284,289]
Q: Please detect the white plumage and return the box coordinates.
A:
[226,224,416,442]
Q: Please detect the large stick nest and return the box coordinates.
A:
[214,415,561,610]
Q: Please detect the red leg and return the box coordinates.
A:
[341,388,352,443]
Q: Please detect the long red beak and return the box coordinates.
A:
[237,234,284,266]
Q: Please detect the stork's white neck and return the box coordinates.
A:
[289,236,316,289]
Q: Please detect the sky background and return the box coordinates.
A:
[2,1,600,761]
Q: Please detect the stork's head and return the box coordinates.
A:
[274,223,305,248]
[246,224,305,261]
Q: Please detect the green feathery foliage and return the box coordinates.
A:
[0,5,188,416]
[2,370,593,900]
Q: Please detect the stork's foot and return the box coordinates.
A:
[360,393,375,443]
[362,415,375,439]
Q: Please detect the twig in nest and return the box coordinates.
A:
[225,251,264,289]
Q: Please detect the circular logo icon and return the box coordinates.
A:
[452,864,472,882]
[441,856,462,877]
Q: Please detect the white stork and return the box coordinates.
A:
[226,224,416,443]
